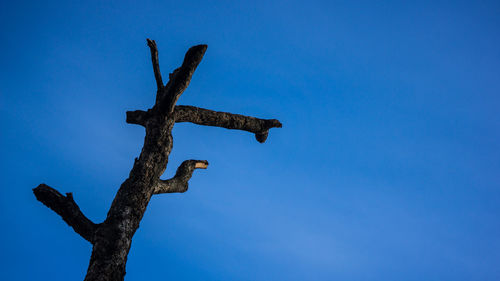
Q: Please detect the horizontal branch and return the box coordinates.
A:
[153,160,208,194]
[147,39,164,91]
[173,105,282,143]
[33,184,98,243]
[126,110,149,126]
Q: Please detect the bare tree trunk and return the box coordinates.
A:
[33,40,282,281]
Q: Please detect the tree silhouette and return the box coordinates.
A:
[33,39,282,281]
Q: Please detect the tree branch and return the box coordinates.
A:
[153,160,208,194]
[173,105,282,143]
[126,110,149,126]
[156,44,207,114]
[33,184,98,243]
[147,39,164,91]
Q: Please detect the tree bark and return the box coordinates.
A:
[33,39,281,281]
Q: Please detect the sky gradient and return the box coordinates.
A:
[1,0,500,280]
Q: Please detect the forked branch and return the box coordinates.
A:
[154,160,208,194]
[33,184,98,243]
[155,44,208,114]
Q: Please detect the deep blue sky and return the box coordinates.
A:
[1,0,500,280]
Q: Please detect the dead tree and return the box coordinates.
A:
[33,39,282,281]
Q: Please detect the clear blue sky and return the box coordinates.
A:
[1,0,499,280]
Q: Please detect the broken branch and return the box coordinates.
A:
[153,160,208,194]
[33,184,98,243]
[126,110,149,126]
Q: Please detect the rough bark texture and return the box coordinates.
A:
[153,160,209,194]
[33,184,98,243]
[174,105,282,142]
[33,39,282,281]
